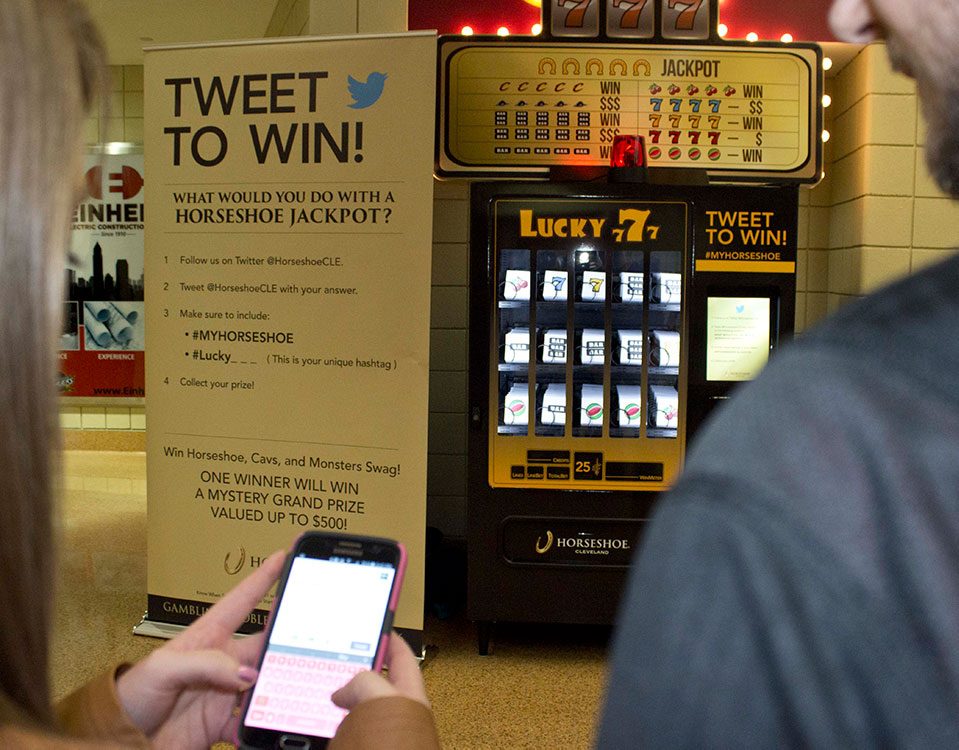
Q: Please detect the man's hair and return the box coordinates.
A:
[0,0,106,726]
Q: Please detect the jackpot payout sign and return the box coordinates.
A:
[142,33,435,638]
[438,40,821,181]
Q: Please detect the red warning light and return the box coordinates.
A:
[610,135,646,169]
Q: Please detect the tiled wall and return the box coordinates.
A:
[798,42,959,331]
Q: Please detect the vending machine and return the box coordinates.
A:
[467,179,796,651]
[436,0,821,653]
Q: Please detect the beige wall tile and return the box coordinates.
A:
[124,118,144,143]
[130,408,146,431]
[80,407,107,430]
[796,205,809,249]
[804,292,830,328]
[860,196,913,247]
[428,371,467,413]
[102,118,125,143]
[433,199,469,243]
[916,110,928,147]
[862,145,916,197]
[806,205,831,249]
[431,243,468,286]
[83,117,99,146]
[108,92,124,120]
[808,171,833,207]
[109,65,123,92]
[828,150,859,205]
[430,286,468,329]
[123,66,144,92]
[124,91,144,118]
[796,249,808,291]
[60,406,82,430]
[827,246,855,295]
[914,197,959,248]
[866,94,917,146]
[829,46,866,119]
[430,329,467,371]
[806,248,829,292]
[794,293,807,333]
[912,247,959,272]
[862,42,915,95]
[828,198,862,249]
[426,454,467,496]
[914,146,949,198]
[827,292,855,314]
[428,413,467,456]
[105,408,132,430]
[851,246,912,294]
[830,98,865,161]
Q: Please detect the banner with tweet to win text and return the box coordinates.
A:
[141,32,435,645]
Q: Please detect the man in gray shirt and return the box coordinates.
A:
[598,0,959,745]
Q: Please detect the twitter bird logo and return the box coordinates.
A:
[347,72,387,109]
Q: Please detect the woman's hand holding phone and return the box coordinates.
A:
[114,549,286,750]
[331,631,430,711]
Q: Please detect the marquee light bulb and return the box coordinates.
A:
[746,32,759,42]
[497,26,510,36]
[823,57,833,70]
[781,33,793,43]
[532,23,542,35]
[717,23,728,37]
[461,25,474,35]
[821,130,830,142]
[822,94,832,108]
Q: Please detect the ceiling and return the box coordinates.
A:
[80,0,279,64]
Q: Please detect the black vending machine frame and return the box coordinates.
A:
[468,179,797,654]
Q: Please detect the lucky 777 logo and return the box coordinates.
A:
[555,0,709,35]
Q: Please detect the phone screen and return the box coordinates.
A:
[243,552,397,741]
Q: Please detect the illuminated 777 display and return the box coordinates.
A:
[437,41,822,182]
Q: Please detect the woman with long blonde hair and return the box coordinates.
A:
[0,2,434,748]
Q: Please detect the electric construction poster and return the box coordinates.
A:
[63,152,145,398]
[143,33,435,636]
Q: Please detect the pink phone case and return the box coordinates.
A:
[236,533,406,749]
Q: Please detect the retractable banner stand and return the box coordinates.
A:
[140,32,436,647]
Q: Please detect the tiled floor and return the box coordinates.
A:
[52,449,610,749]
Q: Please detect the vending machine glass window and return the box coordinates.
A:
[487,197,689,491]
[497,248,531,435]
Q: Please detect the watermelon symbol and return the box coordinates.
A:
[708,148,721,161]
[648,146,662,159]
[689,147,701,160]
[586,403,603,419]
[624,403,641,419]
[668,147,681,160]
[508,400,526,417]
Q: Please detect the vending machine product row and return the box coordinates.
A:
[468,179,797,653]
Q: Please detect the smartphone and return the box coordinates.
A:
[238,532,406,750]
